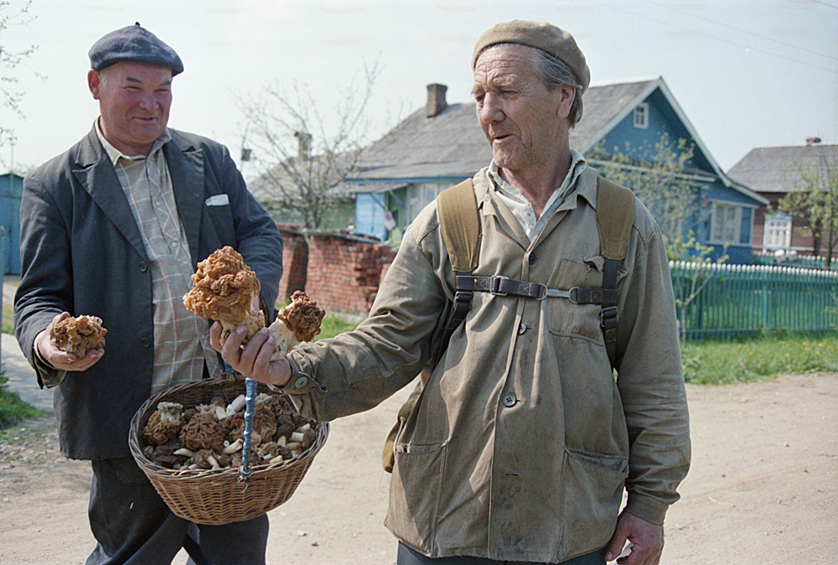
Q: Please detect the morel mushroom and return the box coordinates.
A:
[267,291,325,360]
[227,404,277,446]
[179,412,225,453]
[142,402,185,446]
[54,315,107,359]
[183,246,264,344]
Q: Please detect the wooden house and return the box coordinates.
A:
[727,142,837,262]
[348,77,766,264]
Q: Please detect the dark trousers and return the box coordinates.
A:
[85,456,268,565]
[397,543,607,565]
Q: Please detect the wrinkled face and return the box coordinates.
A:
[88,61,173,156]
[472,44,574,175]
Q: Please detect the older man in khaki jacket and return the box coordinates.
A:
[216,20,690,565]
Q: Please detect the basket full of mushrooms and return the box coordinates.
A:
[128,246,329,526]
[129,374,328,525]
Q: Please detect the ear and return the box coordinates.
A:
[88,70,102,100]
[556,86,576,120]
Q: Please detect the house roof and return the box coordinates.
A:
[353,80,666,186]
[350,76,766,204]
[354,102,491,185]
[727,144,838,194]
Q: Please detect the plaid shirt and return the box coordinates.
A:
[96,122,219,392]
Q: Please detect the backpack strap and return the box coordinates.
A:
[434,179,481,366]
[383,174,634,474]
[438,179,481,273]
[595,176,635,368]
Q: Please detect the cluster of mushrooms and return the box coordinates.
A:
[139,245,327,472]
[182,246,325,360]
[142,390,318,472]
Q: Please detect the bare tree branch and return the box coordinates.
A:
[240,61,380,229]
[0,0,38,120]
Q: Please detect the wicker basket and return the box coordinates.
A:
[129,374,328,525]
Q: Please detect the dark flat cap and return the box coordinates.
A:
[473,20,590,92]
[89,23,183,76]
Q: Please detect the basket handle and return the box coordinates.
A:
[238,378,258,481]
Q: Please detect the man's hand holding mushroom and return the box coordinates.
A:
[186,247,325,387]
[210,323,292,388]
[210,291,325,388]
[35,312,106,372]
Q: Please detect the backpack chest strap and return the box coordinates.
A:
[455,273,618,305]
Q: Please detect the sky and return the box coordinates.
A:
[1,0,836,178]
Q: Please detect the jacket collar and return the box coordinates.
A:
[472,163,600,251]
[71,125,205,264]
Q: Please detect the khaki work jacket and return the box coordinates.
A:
[285,165,691,562]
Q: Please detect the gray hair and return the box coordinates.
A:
[530,48,584,127]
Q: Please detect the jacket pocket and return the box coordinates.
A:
[385,441,447,553]
[547,257,604,344]
[559,448,627,557]
[204,196,237,246]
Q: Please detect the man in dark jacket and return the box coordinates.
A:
[14,23,283,565]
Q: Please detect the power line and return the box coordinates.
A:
[591,0,837,74]
[642,0,837,63]
[806,0,838,9]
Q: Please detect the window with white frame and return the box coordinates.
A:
[633,103,649,129]
[710,201,741,244]
[763,212,792,250]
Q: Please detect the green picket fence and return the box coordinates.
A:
[669,261,838,340]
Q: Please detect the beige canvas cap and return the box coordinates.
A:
[472,20,590,92]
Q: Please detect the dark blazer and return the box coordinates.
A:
[14,126,284,460]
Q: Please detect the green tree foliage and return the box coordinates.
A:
[587,132,700,260]
[587,132,728,343]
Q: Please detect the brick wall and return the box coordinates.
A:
[277,228,308,302]
[284,231,396,316]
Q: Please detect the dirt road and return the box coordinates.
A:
[1,373,836,565]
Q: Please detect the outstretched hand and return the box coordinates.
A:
[35,312,104,372]
[605,511,664,565]
[210,321,292,388]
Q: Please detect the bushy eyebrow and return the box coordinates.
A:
[472,74,520,97]
[124,75,172,87]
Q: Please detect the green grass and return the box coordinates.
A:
[316,314,360,340]
[2,304,12,335]
[681,331,838,385]
[0,375,46,429]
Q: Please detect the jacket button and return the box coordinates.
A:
[294,376,308,389]
[502,394,516,407]
[518,322,527,335]
[528,253,537,265]
[139,262,148,272]
[140,338,151,348]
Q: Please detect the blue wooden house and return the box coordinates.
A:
[0,172,22,275]
[348,78,766,264]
